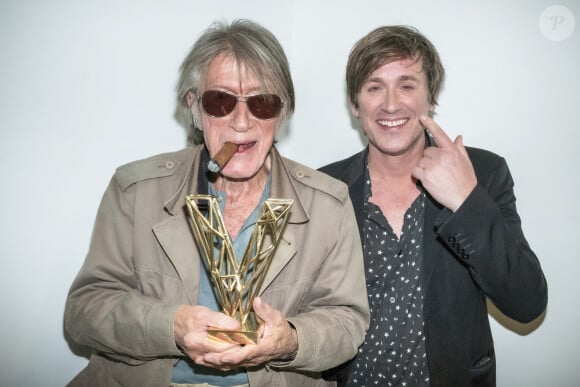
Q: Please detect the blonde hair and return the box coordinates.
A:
[347,25,445,108]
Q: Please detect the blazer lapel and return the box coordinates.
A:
[340,149,368,241]
[421,193,445,315]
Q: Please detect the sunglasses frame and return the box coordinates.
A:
[198,89,283,120]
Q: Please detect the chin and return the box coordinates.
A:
[222,167,257,181]
[221,171,248,180]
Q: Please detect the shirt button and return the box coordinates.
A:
[295,170,305,178]
[389,297,396,303]
[165,161,175,170]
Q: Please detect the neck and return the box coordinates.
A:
[367,142,424,184]
[212,164,270,201]
[367,143,423,238]
[211,158,270,240]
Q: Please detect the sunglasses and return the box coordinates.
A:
[199,90,283,120]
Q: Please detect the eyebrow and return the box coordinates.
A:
[398,75,421,83]
[365,74,422,84]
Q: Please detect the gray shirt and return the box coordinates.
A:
[172,177,271,386]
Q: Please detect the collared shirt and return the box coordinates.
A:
[172,175,271,386]
[349,161,429,387]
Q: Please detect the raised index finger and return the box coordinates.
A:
[420,115,453,147]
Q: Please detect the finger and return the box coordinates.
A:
[419,115,453,148]
[454,135,469,158]
[411,165,424,182]
[208,313,241,331]
[197,353,239,371]
[220,344,255,365]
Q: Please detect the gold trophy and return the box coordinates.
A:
[185,194,293,344]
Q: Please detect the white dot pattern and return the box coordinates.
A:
[349,169,430,387]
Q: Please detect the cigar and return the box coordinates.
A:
[207,142,239,173]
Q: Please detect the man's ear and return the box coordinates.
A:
[350,103,360,118]
[186,91,195,108]
[428,103,435,117]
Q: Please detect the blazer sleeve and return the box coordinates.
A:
[434,155,547,323]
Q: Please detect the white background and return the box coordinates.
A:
[1,1,578,385]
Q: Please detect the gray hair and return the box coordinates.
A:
[175,19,295,145]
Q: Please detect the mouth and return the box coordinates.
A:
[234,141,256,152]
[377,118,409,128]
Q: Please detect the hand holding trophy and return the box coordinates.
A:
[185,194,293,345]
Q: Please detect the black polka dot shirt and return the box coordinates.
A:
[349,165,430,387]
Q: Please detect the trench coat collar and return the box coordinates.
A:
[161,145,309,223]
[153,145,306,303]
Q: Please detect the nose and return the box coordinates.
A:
[381,89,400,113]
[230,100,252,132]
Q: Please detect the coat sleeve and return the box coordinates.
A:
[434,155,547,323]
[279,194,370,372]
[64,176,183,363]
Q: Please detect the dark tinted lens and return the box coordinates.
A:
[247,94,282,119]
[201,90,237,117]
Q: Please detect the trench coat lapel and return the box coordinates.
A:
[150,146,303,301]
[153,213,200,304]
[258,147,304,294]
[152,146,202,305]
[259,227,297,295]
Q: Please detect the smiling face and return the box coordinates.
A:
[353,57,434,158]
[195,53,281,180]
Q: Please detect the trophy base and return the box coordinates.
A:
[208,312,261,345]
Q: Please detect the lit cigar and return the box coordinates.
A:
[208,142,239,173]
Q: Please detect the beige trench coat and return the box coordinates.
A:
[65,145,369,387]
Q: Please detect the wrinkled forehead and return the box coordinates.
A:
[203,52,276,93]
[203,54,250,83]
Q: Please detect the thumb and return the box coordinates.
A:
[252,297,270,319]
[253,297,281,325]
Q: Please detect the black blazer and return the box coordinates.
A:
[320,146,547,387]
